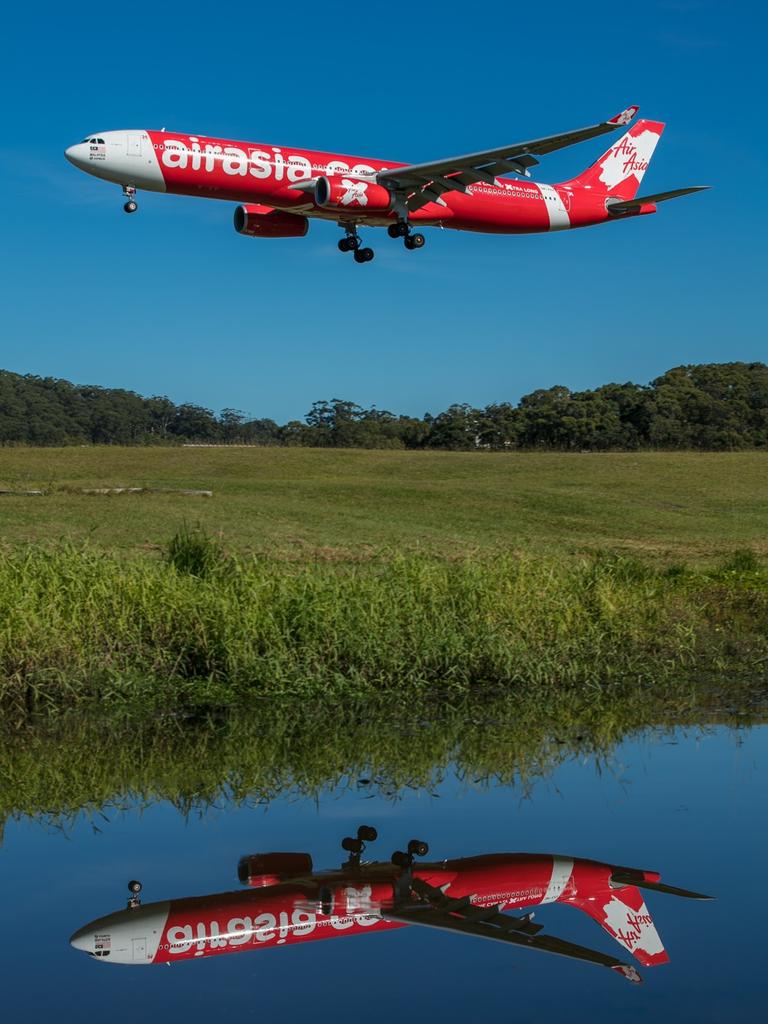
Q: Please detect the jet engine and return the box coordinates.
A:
[314,175,393,213]
[234,204,309,238]
[237,852,313,887]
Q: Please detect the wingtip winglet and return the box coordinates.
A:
[607,105,640,126]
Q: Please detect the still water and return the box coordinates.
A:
[3,722,766,1022]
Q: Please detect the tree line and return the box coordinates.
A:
[1,362,767,450]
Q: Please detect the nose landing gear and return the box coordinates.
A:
[122,185,138,214]
[127,879,142,910]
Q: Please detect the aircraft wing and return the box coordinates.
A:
[381,877,642,982]
[377,105,639,211]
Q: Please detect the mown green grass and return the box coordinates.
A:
[0,541,765,717]
[0,447,767,560]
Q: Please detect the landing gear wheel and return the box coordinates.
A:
[409,233,425,249]
[342,836,364,853]
[391,850,410,868]
[123,200,138,214]
[338,237,352,252]
[127,880,142,894]
[407,839,429,857]
[388,222,408,239]
[357,825,378,842]
[354,247,374,263]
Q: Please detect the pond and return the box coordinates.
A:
[2,715,766,1023]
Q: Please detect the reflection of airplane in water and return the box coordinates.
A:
[70,827,711,982]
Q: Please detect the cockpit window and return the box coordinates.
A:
[97,138,104,144]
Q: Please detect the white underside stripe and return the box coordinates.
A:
[537,183,571,231]
[542,856,574,903]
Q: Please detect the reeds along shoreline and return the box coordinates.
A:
[0,540,765,717]
[3,693,766,832]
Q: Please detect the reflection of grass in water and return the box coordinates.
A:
[0,543,766,717]
[1,686,765,835]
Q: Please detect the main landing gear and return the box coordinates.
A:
[391,838,429,868]
[338,225,374,263]
[387,221,425,251]
[122,185,138,214]
[337,221,425,263]
[341,824,379,868]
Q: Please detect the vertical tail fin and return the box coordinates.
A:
[562,119,665,200]
[569,884,670,967]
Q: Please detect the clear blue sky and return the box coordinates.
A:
[1,1,764,422]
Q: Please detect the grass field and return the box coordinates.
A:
[1,447,765,716]
[0,447,766,560]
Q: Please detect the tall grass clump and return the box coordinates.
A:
[164,523,228,578]
[0,542,765,717]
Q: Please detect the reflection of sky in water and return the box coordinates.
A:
[3,725,766,1022]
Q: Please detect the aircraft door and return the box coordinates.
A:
[126,134,142,157]
[132,937,147,961]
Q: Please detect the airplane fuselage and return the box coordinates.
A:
[69,852,667,970]
[64,129,653,235]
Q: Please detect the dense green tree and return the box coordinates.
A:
[1,363,767,451]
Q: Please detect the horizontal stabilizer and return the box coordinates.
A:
[607,185,710,214]
[611,872,714,900]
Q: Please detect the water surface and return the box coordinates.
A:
[3,722,766,1022]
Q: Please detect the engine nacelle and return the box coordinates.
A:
[237,851,313,887]
[314,175,393,213]
[234,204,309,238]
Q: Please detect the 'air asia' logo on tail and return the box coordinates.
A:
[598,130,660,190]
[602,897,664,956]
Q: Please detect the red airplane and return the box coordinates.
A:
[70,827,711,981]
[64,106,708,263]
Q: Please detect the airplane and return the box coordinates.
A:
[64,106,708,264]
[69,826,712,981]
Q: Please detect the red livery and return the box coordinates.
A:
[70,827,712,983]
[64,106,708,263]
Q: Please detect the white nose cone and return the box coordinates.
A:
[70,901,171,964]
[69,925,94,953]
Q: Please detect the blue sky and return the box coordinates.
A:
[1,1,764,422]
